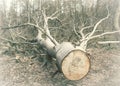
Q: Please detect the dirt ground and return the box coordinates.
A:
[0,47,120,86]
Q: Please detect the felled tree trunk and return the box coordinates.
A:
[38,39,90,80]
[55,42,90,80]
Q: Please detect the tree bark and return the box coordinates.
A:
[38,40,90,80]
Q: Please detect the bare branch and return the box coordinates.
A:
[78,30,120,51]
[17,35,27,40]
[0,36,37,45]
[42,9,59,45]
[98,41,120,44]
[73,25,81,39]
[1,24,27,29]
[77,7,111,51]
[89,30,120,40]
[50,10,60,18]
[1,23,58,45]
[47,17,57,20]
[87,7,110,38]
[79,25,93,39]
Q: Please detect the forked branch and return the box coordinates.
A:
[77,6,111,51]
[42,9,59,45]
[80,25,93,40]
[87,7,110,39]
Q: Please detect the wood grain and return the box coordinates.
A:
[62,50,90,80]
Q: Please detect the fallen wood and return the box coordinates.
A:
[98,41,120,44]
[2,6,118,81]
[39,41,90,80]
[55,42,90,80]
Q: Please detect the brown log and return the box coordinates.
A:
[55,42,90,80]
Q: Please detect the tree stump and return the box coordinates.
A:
[55,42,90,80]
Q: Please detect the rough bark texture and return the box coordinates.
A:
[55,42,75,69]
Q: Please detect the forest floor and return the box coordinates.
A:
[0,46,120,86]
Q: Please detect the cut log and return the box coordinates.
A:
[62,50,90,80]
[55,42,90,80]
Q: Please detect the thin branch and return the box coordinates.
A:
[80,25,93,39]
[1,23,58,45]
[73,25,81,39]
[50,10,60,18]
[87,6,110,38]
[17,35,27,40]
[1,24,27,29]
[0,37,38,45]
[89,30,120,40]
[98,41,120,44]
[2,23,44,33]
[47,17,57,20]
[85,33,90,37]
[77,6,111,51]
